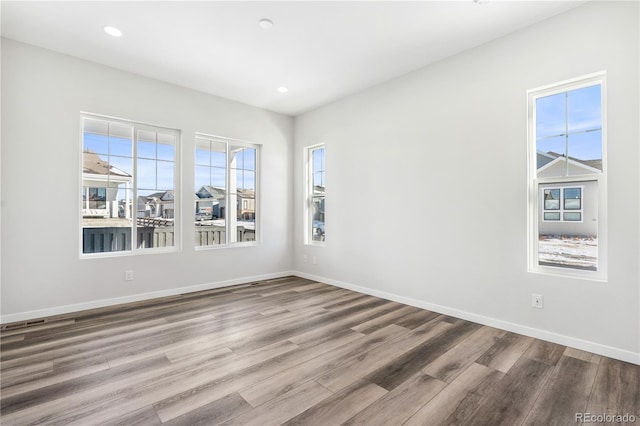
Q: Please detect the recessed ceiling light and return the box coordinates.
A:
[259,19,274,29]
[277,87,288,93]
[104,26,123,37]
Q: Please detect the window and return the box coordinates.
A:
[542,186,583,222]
[81,115,179,255]
[306,145,325,244]
[528,73,606,278]
[195,135,259,248]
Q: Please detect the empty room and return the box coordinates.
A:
[1,1,639,425]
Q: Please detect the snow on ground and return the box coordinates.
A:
[538,235,597,270]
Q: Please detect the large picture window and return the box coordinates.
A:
[306,145,325,244]
[195,135,259,248]
[81,115,179,255]
[528,73,606,278]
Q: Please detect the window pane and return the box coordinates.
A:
[544,189,560,210]
[109,137,132,157]
[544,212,560,221]
[567,131,602,172]
[230,147,244,169]
[564,212,582,221]
[138,141,156,159]
[157,161,174,190]
[109,156,133,177]
[538,182,596,271]
[242,148,256,170]
[313,148,325,171]
[312,196,325,242]
[564,188,581,209]
[211,167,226,188]
[195,165,211,189]
[536,135,566,158]
[84,133,109,155]
[157,142,174,161]
[567,85,601,133]
[314,171,325,188]
[536,136,566,178]
[137,189,175,249]
[237,170,255,190]
[211,150,226,168]
[195,149,210,166]
[137,158,156,189]
[536,92,566,139]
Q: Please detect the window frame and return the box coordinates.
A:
[79,113,181,258]
[305,144,325,246]
[527,72,608,281]
[194,133,260,250]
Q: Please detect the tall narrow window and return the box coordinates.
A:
[81,115,179,255]
[306,145,325,244]
[528,73,606,278]
[195,134,259,248]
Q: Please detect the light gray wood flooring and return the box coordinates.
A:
[1,276,639,425]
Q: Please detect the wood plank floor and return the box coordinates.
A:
[1,276,639,425]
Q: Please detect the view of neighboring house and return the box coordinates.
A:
[537,150,600,238]
[195,186,225,219]
[82,150,132,219]
[195,185,255,221]
[237,189,255,221]
[137,191,175,219]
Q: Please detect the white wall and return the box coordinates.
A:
[294,2,639,363]
[1,39,294,321]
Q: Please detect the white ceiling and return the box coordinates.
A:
[1,1,585,116]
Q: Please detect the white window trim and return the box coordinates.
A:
[305,144,325,246]
[527,72,608,281]
[79,113,182,258]
[194,133,260,250]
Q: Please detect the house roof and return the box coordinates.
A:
[139,190,174,202]
[83,150,131,178]
[537,153,602,176]
[543,151,602,171]
[196,186,226,200]
[237,189,255,199]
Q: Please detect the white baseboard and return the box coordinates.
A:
[0,271,296,325]
[294,271,640,366]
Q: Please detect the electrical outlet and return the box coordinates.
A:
[312,256,317,265]
[532,294,543,309]
[125,270,134,281]
[303,254,308,263]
